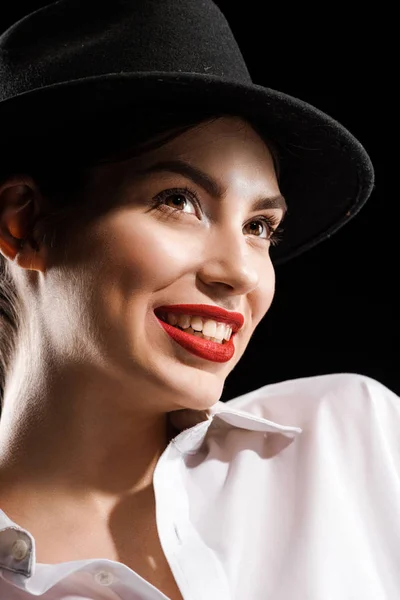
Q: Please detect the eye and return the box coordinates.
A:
[155,187,198,215]
[153,186,284,247]
[245,214,284,246]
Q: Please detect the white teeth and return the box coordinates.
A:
[215,322,227,341]
[202,319,217,338]
[189,316,203,332]
[164,312,233,341]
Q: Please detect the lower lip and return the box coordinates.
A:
[155,316,236,363]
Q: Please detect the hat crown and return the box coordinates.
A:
[0,0,251,100]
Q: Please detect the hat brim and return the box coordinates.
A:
[0,72,375,266]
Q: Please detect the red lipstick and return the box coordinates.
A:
[155,316,237,363]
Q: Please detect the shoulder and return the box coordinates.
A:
[224,374,400,489]
[225,372,400,434]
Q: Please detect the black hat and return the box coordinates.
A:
[0,0,374,266]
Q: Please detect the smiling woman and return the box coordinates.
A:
[0,109,286,599]
[1,2,397,600]
[0,108,281,407]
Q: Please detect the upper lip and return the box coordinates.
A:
[154,304,244,334]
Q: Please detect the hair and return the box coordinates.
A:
[0,107,280,412]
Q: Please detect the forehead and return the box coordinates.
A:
[86,115,282,209]
[131,116,277,178]
[162,115,271,153]
[115,117,286,214]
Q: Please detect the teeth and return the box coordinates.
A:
[215,322,229,341]
[165,312,179,326]
[177,314,191,330]
[189,315,203,332]
[164,312,232,341]
[203,319,217,338]
[187,327,225,344]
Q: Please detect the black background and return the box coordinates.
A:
[0,3,396,398]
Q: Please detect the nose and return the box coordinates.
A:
[196,224,269,295]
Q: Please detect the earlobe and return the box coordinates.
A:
[0,179,44,269]
[0,224,24,263]
[0,225,44,270]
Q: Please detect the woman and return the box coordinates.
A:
[0,1,398,600]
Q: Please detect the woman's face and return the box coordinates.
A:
[45,116,285,412]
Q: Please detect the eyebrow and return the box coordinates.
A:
[136,159,288,217]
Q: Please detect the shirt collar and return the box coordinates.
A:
[167,400,303,454]
[0,401,302,579]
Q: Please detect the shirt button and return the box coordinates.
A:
[94,570,115,586]
[11,539,29,561]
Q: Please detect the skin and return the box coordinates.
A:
[0,116,284,552]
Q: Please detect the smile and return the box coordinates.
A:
[158,311,233,344]
[155,313,237,363]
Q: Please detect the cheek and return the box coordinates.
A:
[90,212,193,289]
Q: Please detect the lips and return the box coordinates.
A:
[154,304,244,333]
[155,314,237,363]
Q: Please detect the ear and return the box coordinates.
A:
[0,175,48,273]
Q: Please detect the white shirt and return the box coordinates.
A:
[0,372,399,600]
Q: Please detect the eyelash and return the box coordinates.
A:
[152,186,284,247]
